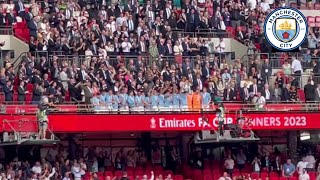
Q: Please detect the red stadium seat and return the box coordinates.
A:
[251,172,259,179]
[115,171,123,178]
[174,175,184,180]
[23,29,30,41]
[309,22,316,27]
[164,170,173,176]
[203,169,212,176]
[261,172,269,178]
[13,93,17,102]
[203,174,213,180]
[104,171,113,177]
[308,16,315,23]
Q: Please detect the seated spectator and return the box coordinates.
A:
[289,86,299,102]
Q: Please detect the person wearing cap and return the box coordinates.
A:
[36,96,53,140]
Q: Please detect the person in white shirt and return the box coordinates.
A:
[31,161,42,174]
[224,155,235,176]
[121,37,132,54]
[215,37,226,53]
[71,162,85,180]
[297,158,309,175]
[291,56,302,85]
[299,169,310,180]
[219,172,232,180]
[255,92,266,110]
[260,0,270,12]
[247,0,257,9]
[305,152,316,171]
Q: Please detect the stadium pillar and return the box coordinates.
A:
[141,132,151,160]
[287,131,298,162]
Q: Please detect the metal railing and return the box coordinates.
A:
[0,102,319,115]
[0,26,13,35]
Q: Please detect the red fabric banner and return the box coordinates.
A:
[0,112,319,132]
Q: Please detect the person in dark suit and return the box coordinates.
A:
[304,79,316,102]
[14,0,25,18]
[18,81,28,102]
[240,83,250,102]
[312,60,320,85]
[223,85,236,101]
[261,59,272,84]
[315,84,320,102]
[0,13,6,26]
[68,79,81,101]
[281,84,291,102]
[186,9,199,32]
[164,40,174,56]
[6,9,17,25]
[32,83,43,104]
[201,62,210,81]
[3,81,13,102]
[27,17,38,38]
[261,84,273,102]
[157,39,166,56]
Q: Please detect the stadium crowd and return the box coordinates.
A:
[0,0,319,111]
[0,144,318,180]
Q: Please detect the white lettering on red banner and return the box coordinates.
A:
[159,118,196,128]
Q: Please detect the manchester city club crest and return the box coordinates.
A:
[264,7,308,51]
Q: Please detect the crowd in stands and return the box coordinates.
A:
[0,0,319,109]
[0,143,319,180]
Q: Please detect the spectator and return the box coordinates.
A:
[236,149,247,170]
[299,169,310,180]
[305,152,316,171]
[219,172,232,180]
[297,158,309,175]
[282,159,295,177]
[304,80,316,102]
[252,156,261,173]
[224,155,235,176]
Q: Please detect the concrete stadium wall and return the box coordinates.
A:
[0,35,29,65]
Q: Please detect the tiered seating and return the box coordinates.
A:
[13,21,29,42]
[80,165,184,180]
[307,16,320,28]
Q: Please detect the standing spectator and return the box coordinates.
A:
[297,158,308,175]
[291,56,302,87]
[252,156,261,173]
[315,84,320,101]
[312,60,320,85]
[3,81,13,102]
[224,155,235,176]
[18,81,28,102]
[236,149,247,170]
[305,152,316,171]
[304,80,316,102]
[282,159,295,177]
[261,59,272,84]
